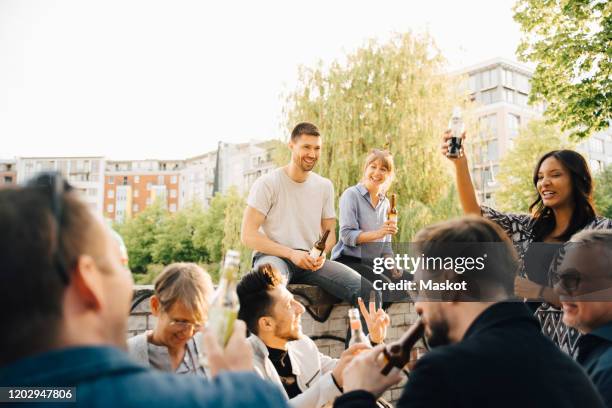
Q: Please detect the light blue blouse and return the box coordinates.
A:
[331,183,393,260]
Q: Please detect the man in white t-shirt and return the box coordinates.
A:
[241,122,377,309]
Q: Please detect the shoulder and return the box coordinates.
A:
[340,185,361,201]
[126,333,149,364]
[588,217,612,230]
[290,335,320,353]
[254,168,282,187]
[309,172,333,188]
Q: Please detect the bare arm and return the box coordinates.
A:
[241,206,316,270]
[241,206,293,259]
[441,131,480,215]
[321,218,336,254]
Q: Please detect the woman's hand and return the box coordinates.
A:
[441,130,467,162]
[378,220,398,238]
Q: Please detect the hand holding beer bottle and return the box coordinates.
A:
[308,230,330,271]
[442,107,467,162]
[206,250,240,348]
[380,193,399,238]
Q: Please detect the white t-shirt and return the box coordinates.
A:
[247,167,336,251]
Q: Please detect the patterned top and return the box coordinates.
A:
[481,206,612,280]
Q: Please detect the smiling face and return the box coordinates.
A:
[288,134,321,172]
[152,299,204,348]
[554,244,612,333]
[266,286,305,341]
[536,157,573,210]
[363,159,391,190]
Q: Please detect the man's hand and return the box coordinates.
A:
[514,276,542,299]
[290,249,317,270]
[342,344,403,396]
[377,220,398,239]
[332,343,371,387]
[358,297,390,344]
[312,252,326,271]
[202,320,254,377]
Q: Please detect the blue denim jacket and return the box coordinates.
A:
[0,346,288,408]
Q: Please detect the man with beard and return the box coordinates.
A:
[237,264,389,408]
[333,217,604,408]
[241,122,378,312]
[554,230,612,407]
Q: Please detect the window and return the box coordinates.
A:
[146,182,152,190]
[507,114,521,138]
[480,69,498,90]
[134,189,139,198]
[515,74,530,93]
[158,175,164,185]
[133,204,139,212]
[107,190,114,198]
[107,204,114,213]
[480,89,499,105]
[171,175,177,184]
[504,89,514,104]
[123,176,128,185]
[487,139,499,161]
[590,159,603,172]
[468,74,478,93]
[169,203,177,212]
[170,189,177,198]
[88,188,97,197]
[516,93,528,107]
[502,69,514,87]
[134,175,140,183]
[3,176,13,184]
[590,138,604,154]
[108,176,114,184]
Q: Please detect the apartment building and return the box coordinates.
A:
[16,156,105,212]
[0,159,17,186]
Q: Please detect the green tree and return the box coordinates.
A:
[220,187,250,271]
[513,0,611,140]
[495,120,575,213]
[594,164,612,218]
[151,201,208,265]
[114,199,167,273]
[282,32,465,240]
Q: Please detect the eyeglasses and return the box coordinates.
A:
[551,270,581,293]
[26,171,73,285]
[169,320,203,332]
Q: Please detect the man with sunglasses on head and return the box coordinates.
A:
[0,173,288,408]
[554,229,612,407]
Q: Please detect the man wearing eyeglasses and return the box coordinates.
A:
[554,229,612,407]
[0,173,288,408]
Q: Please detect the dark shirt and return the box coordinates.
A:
[267,346,302,399]
[334,302,605,408]
[0,346,288,408]
[577,322,612,407]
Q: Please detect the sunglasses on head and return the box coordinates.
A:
[26,171,74,285]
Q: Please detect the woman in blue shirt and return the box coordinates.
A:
[332,149,401,288]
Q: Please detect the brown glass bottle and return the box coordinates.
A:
[380,316,425,375]
[387,194,398,222]
[309,229,330,258]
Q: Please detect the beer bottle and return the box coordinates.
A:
[387,193,398,223]
[447,107,465,158]
[348,308,371,347]
[309,229,330,259]
[380,316,425,375]
[207,250,241,347]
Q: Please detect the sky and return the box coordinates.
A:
[0,0,525,160]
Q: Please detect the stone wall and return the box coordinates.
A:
[128,284,418,403]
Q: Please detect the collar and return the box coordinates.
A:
[463,302,540,341]
[0,346,146,386]
[356,183,385,202]
[249,335,302,377]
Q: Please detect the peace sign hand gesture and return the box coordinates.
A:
[358,296,390,345]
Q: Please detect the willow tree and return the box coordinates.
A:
[282,32,469,240]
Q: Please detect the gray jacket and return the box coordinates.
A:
[248,334,341,408]
[127,331,208,377]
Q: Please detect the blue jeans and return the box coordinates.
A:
[252,253,379,308]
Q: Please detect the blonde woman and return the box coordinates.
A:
[128,263,213,376]
[331,149,401,286]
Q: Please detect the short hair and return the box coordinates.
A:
[0,182,98,365]
[557,229,612,273]
[153,263,213,323]
[236,264,283,335]
[414,216,519,300]
[291,122,320,141]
